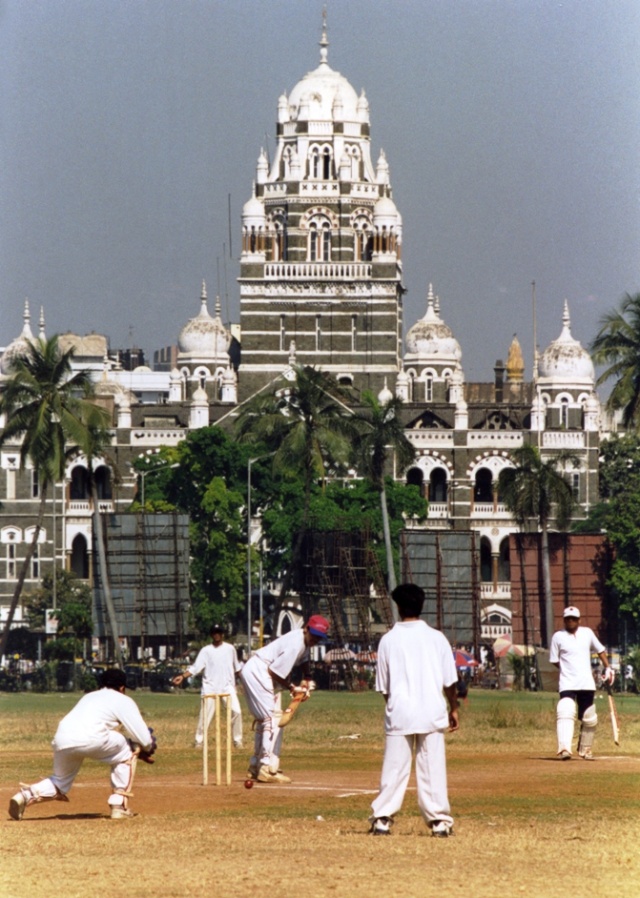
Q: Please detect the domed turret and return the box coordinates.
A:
[538,302,595,386]
[178,283,231,363]
[405,286,462,370]
[1,299,34,375]
[287,27,360,124]
[378,378,393,404]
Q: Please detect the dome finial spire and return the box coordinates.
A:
[562,299,571,331]
[319,5,328,64]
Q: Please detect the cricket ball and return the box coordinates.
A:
[244,779,254,789]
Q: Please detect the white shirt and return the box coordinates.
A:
[187,642,241,694]
[549,626,605,692]
[376,619,458,736]
[53,688,152,751]
[252,628,308,681]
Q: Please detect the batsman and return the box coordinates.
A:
[240,615,330,783]
[549,606,614,761]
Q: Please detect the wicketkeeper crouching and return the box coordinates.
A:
[8,668,156,821]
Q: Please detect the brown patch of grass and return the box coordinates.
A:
[1,689,639,898]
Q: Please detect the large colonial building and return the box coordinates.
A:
[0,29,610,653]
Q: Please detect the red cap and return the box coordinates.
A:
[307,615,330,640]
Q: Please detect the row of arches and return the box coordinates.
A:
[281,143,363,182]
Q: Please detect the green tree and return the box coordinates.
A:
[26,568,93,641]
[590,292,640,430]
[346,392,417,591]
[498,444,577,647]
[143,428,255,633]
[0,336,104,657]
[235,366,353,608]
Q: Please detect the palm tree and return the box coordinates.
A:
[590,292,640,430]
[498,444,577,648]
[235,365,353,608]
[0,336,107,658]
[348,391,416,593]
[82,416,123,666]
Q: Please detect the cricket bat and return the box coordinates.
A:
[278,692,305,728]
[605,683,620,745]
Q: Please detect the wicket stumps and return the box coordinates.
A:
[202,693,232,786]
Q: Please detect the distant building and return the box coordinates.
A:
[0,26,613,653]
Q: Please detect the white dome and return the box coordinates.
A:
[1,299,34,375]
[178,283,230,361]
[538,302,595,384]
[287,32,360,124]
[404,286,462,367]
[242,184,265,225]
[373,195,400,224]
[378,378,393,404]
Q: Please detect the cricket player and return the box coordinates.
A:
[550,606,614,760]
[172,623,244,749]
[8,668,155,821]
[240,615,330,783]
[370,583,459,837]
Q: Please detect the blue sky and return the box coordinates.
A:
[1,0,639,381]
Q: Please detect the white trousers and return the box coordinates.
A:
[195,689,243,747]
[371,732,453,827]
[240,660,283,770]
[30,732,135,808]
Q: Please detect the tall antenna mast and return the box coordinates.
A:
[531,280,538,380]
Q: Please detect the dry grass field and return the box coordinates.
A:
[1,687,639,898]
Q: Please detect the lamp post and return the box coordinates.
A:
[247,453,273,657]
[129,459,179,506]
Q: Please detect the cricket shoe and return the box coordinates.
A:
[256,765,291,784]
[557,749,572,761]
[110,806,136,819]
[368,816,392,836]
[8,787,30,821]
[579,748,594,761]
[247,762,259,779]
[431,821,453,838]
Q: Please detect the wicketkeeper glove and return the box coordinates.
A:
[601,668,615,686]
[130,727,157,764]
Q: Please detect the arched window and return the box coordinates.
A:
[425,374,433,402]
[560,398,569,428]
[322,147,331,179]
[308,218,331,262]
[70,467,90,501]
[429,468,448,503]
[310,147,320,179]
[322,223,331,261]
[309,225,318,261]
[498,538,510,581]
[474,468,493,503]
[70,533,89,580]
[94,466,112,500]
[480,537,492,582]
[406,467,424,494]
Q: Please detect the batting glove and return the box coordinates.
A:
[601,668,615,687]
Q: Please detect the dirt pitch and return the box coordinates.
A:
[1,689,639,898]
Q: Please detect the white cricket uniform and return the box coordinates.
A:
[240,629,309,770]
[371,620,458,827]
[549,627,604,692]
[186,642,243,747]
[28,688,152,807]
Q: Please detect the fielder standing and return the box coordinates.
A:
[172,624,244,749]
[370,583,459,837]
[8,668,155,821]
[240,615,330,783]
[550,606,614,760]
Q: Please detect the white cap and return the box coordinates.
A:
[563,606,581,618]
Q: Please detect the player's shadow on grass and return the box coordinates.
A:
[22,812,105,821]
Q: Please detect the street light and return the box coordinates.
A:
[128,460,179,506]
[247,453,274,657]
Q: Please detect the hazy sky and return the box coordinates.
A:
[1,0,639,382]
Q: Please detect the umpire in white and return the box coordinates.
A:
[549,606,614,760]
